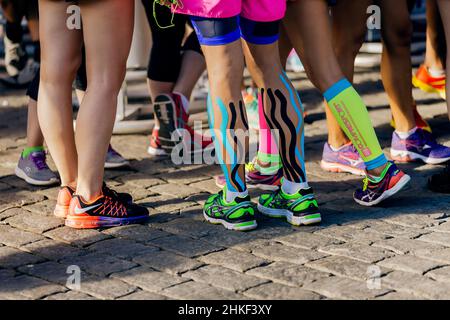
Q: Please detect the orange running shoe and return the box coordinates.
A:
[65,193,148,229]
[54,186,75,218]
[390,104,431,133]
[53,184,132,218]
[412,64,446,99]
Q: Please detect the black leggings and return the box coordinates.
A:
[27,48,87,101]
[142,0,202,83]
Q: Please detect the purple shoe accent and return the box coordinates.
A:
[321,142,366,176]
[15,151,59,186]
[390,128,450,164]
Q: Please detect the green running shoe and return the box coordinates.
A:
[203,190,257,231]
[257,187,321,226]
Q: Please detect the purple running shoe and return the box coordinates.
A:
[15,150,59,186]
[390,128,450,165]
[321,142,366,176]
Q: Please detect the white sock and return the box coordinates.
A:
[173,92,190,114]
[329,143,349,152]
[396,126,417,139]
[225,189,248,203]
[428,67,445,78]
[281,179,309,195]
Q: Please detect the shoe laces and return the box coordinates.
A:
[362,177,369,191]
[30,152,49,170]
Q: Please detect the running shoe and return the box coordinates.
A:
[215,158,282,190]
[153,93,214,156]
[320,142,366,176]
[147,128,166,156]
[65,193,148,229]
[15,150,59,186]
[3,35,28,77]
[390,104,432,133]
[412,64,446,99]
[105,145,130,169]
[390,128,450,164]
[0,60,39,88]
[428,163,450,193]
[257,186,321,226]
[203,190,257,231]
[353,161,410,206]
[53,183,133,218]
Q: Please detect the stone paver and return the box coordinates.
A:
[2,64,450,300]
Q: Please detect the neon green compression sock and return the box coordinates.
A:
[22,146,45,158]
[324,78,387,171]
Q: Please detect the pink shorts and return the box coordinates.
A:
[174,0,286,22]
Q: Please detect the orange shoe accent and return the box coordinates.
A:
[53,186,74,218]
[390,104,431,133]
[388,169,405,189]
[412,64,446,99]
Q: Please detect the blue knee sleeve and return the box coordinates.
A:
[190,16,241,46]
[239,17,280,45]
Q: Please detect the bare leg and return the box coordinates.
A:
[38,0,82,188]
[425,0,446,70]
[173,50,206,99]
[26,98,44,147]
[379,0,415,132]
[437,0,450,117]
[74,0,134,201]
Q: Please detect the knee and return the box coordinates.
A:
[40,56,81,86]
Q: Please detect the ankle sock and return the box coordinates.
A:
[428,67,445,78]
[225,188,249,203]
[324,78,387,171]
[22,146,44,158]
[367,162,392,183]
[395,127,417,139]
[281,179,309,195]
[329,141,352,152]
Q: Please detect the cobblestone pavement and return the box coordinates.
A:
[1,67,450,300]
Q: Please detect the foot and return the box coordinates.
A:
[147,127,166,156]
[428,163,450,193]
[15,150,59,186]
[258,187,321,226]
[153,93,214,156]
[0,60,39,88]
[390,104,432,133]
[215,158,282,191]
[3,35,28,77]
[353,161,410,206]
[203,190,257,231]
[66,192,148,229]
[104,145,130,169]
[390,128,450,164]
[321,142,366,176]
[53,183,133,218]
[412,64,446,100]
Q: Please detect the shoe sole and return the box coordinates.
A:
[147,145,167,156]
[65,215,149,229]
[412,76,446,99]
[215,178,280,191]
[15,166,59,186]
[104,161,130,169]
[390,149,450,165]
[353,174,411,207]
[320,160,365,176]
[203,211,257,231]
[257,204,322,226]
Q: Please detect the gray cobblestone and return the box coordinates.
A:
[251,242,327,264]
[0,246,45,268]
[133,250,204,274]
[149,235,222,258]
[319,243,395,264]
[246,261,331,287]
[373,238,445,255]
[161,281,245,300]
[377,255,443,275]
[0,224,45,247]
[243,282,322,300]
[183,265,268,292]
[44,227,111,247]
[199,249,268,272]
